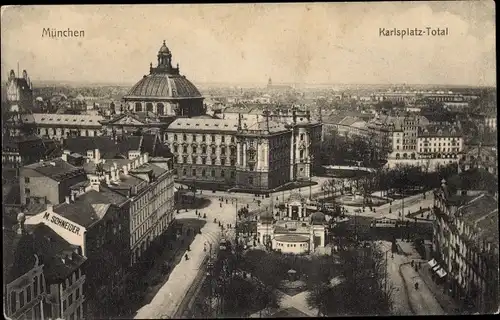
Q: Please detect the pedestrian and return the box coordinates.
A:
[185,253,189,261]
[220,203,222,208]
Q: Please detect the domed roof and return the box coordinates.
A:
[310,212,326,225]
[126,73,202,100]
[159,40,170,54]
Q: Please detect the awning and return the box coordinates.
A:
[432,264,441,272]
[436,268,447,278]
[428,259,438,268]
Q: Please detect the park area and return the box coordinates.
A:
[188,245,394,318]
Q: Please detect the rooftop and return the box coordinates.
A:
[21,113,104,126]
[53,187,127,228]
[24,158,86,182]
[418,124,462,137]
[168,118,239,132]
[31,224,86,283]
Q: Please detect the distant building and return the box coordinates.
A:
[417,125,464,164]
[432,176,499,313]
[388,115,429,160]
[458,144,497,175]
[5,69,33,112]
[2,135,60,169]
[20,113,104,141]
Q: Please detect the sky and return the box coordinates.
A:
[1,2,496,86]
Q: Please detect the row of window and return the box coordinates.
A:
[173,145,235,155]
[172,133,235,143]
[10,274,42,314]
[421,142,459,147]
[37,128,98,137]
[419,148,460,153]
[178,168,236,179]
[178,156,236,166]
[276,242,308,248]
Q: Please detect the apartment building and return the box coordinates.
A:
[19,158,87,206]
[432,174,499,313]
[417,125,464,164]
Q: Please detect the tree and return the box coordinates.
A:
[306,247,393,316]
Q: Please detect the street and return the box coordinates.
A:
[134,195,241,319]
[376,240,444,315]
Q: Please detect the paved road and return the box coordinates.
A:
[376,240,444,316]
[134,197,239,319]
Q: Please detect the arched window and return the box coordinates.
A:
[157,103,165,115]
[403,153,408,159]
[135,103,142,112]
[146,102,153,112]
[173,134,177,141]
[395,153,400,159]
[411,153,416,160]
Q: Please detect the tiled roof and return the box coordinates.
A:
[25,158,86,182]
[53,188,127,228]
[418,125,462,137]
[21,113,104,126]
[338,116,361,126]
[63,135,162,159]
[168,118,239,132]
[30,224,86,283]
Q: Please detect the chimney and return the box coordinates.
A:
[113,162,118,170]
[105,173,111,185]
[71,193,75,202]
[139,155,144,165]
[110,169,116,182]
[134,158,140,168]
[113,167,120,181]
[65,196,70,204]
[143,152,149,164]
[123,165,129,175]
[127,162,132,172]
[94,148,101,163]
[62,153,68,162]
[47,204,53,212]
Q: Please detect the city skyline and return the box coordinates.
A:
[1,2,496,87]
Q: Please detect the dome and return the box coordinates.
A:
[310,212,326,225]
[159,40,170,54]
[126,73,202,99]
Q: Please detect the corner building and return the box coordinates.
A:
[165,116,292,191]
